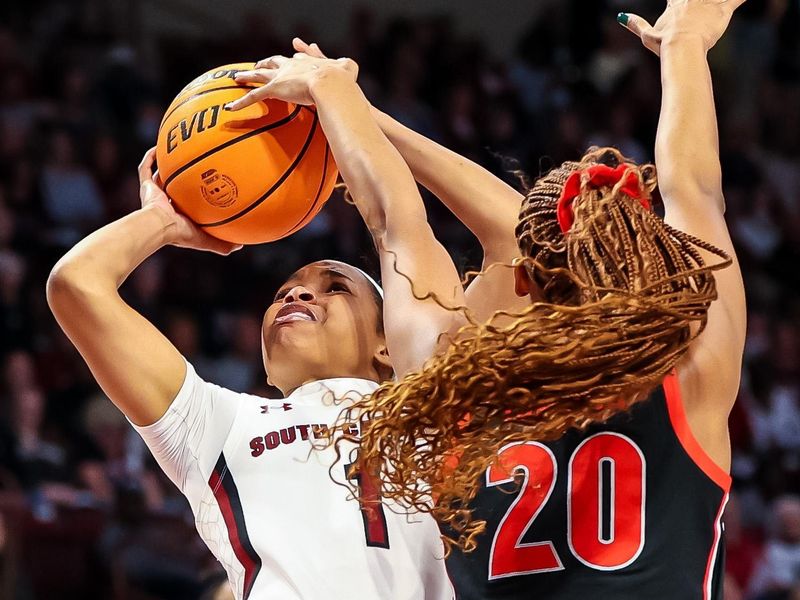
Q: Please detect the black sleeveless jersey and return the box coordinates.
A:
[445,375,730,600]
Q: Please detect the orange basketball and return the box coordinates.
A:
[155,63,338,245]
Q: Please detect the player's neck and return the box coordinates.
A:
[280,367,383,397]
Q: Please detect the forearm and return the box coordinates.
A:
[309,70,466,373]
[309,71,428,239]
[47,205,187,426]
[371,108,522,256]
[49,205,175,292]
[656,35,723,209]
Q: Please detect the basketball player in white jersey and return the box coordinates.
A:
[46,161,453,599]
[45,45,525,600]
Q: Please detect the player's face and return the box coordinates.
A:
[261,261,388,394]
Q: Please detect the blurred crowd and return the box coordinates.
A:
[0,0,798,598]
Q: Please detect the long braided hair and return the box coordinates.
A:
[337,147,731,552]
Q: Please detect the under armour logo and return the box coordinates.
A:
[260,403,293,414]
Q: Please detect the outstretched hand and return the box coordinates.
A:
[138,148,242,255]
[227,44,357,111]
[618,0,747,56]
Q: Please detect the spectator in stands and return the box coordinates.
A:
[40,129,104,247]
[749,495,800,599]
[0,512,34,600]
[726,492,765,592]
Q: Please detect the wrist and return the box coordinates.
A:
[660,32,707,52]
[141,203,180,247]
[309,67,358,103]
[370,106,393,135]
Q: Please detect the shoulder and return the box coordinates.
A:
[138,360,258,429]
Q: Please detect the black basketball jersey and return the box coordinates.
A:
[445,374,730,600]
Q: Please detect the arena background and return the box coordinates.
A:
[0,0,798,598]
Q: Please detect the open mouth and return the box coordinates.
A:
[274,303,318,325]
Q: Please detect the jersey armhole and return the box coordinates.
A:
[663,373,732,492]
[129,358,194,433]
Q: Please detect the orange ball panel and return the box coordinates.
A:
[162,107,337,244]
[155,64,339,245]
[156,89,300,182]
[206,127,337,244]
[161,108,313,225]
[166,63,256,112]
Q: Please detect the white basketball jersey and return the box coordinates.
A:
[133,360,453,600]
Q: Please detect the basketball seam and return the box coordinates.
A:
[162,104,303,192]
[281,141,331,238]
[159,85,260,133]
[201,107,320,228]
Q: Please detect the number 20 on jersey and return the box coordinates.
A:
[487,432,645,579]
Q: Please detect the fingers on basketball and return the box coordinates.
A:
[138,147,157,183]
[255,55,289,69]
[225,84,274,111]
[195,229,243,255]
[139,179,160,207]
[234,70,269,84]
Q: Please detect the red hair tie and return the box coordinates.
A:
[556,164,650,233]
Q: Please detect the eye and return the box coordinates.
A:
[328,282,350,294]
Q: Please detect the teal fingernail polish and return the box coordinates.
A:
[617,12,629,26]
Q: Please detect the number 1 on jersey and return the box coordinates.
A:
[345,456,390,549]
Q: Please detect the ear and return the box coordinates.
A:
[514,264,532,297]
[372,343,393,380]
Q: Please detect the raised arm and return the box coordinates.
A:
[46,150,240,425]
[621,0,747,467]
[370,109,530,321]
[229,56,467,377]
[293,38,528,322]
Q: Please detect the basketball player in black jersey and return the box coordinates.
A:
[331,1,748,598]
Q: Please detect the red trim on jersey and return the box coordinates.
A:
[663,373,731,492]
[209,467,260,599]
[702,494,728,600]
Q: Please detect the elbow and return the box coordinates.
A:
[658,157,724,212]
[358,195,429,250]
[660,180,726,216]
[381,214,434,252]
[46,260,94,315]
[482,234,522,265]
[46,263,75,313]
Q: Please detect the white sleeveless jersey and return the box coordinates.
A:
[133,360,453,600]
